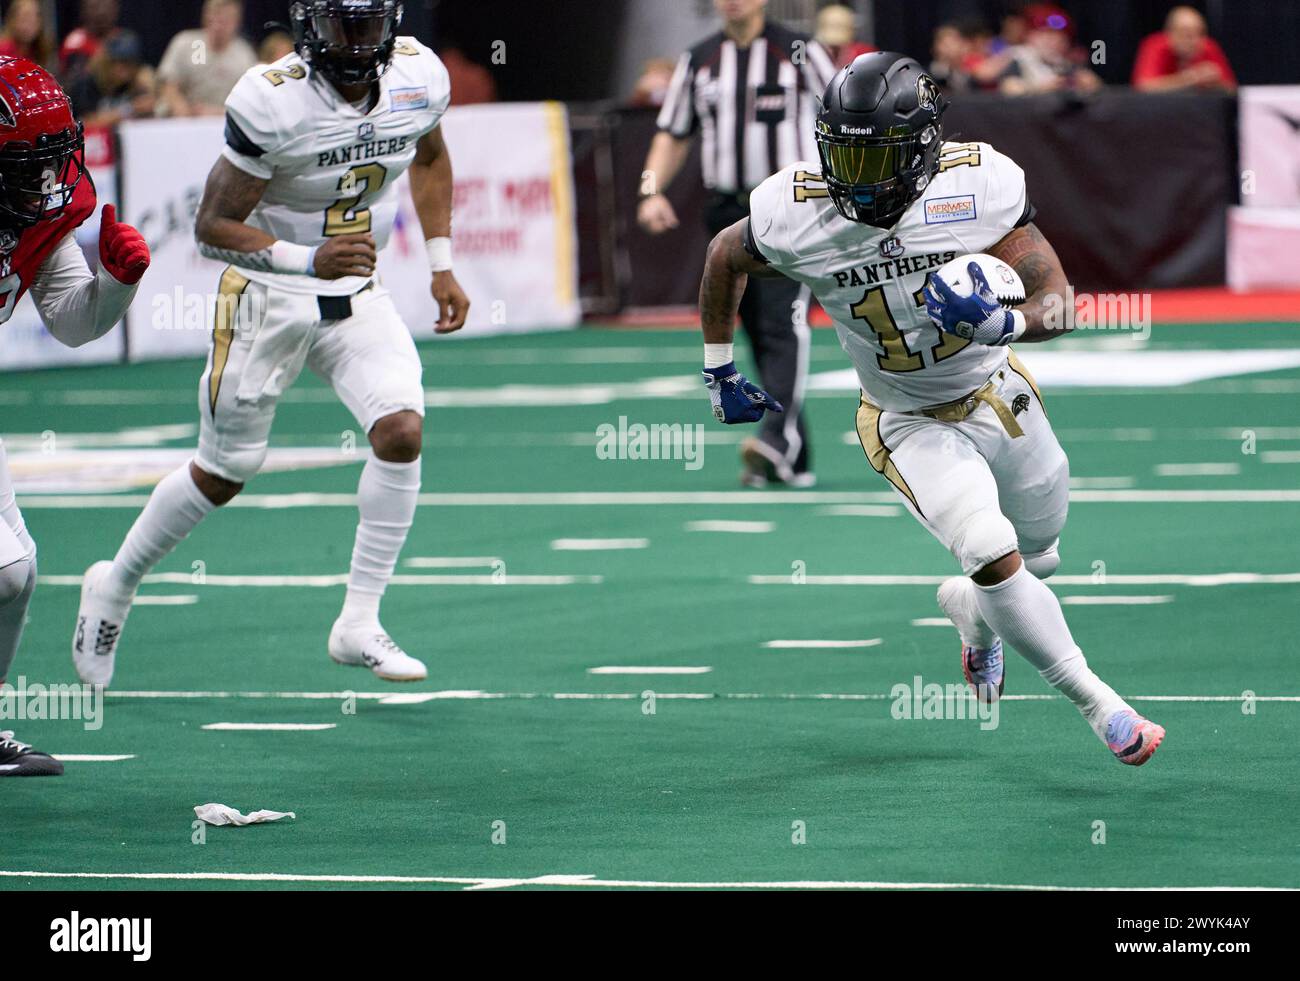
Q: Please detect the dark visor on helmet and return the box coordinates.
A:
[0,128,85,226]
[311,11,395,50]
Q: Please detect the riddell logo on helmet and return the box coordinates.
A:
[839,125,872,135]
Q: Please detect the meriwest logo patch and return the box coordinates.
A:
[924,194,977,224]
[391,87,429,112]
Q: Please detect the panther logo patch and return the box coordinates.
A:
[1012,393,1032,416]
[916,74,940,112]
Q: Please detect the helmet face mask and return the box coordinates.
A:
[291,0,404,88]
[814,54,947,229]
[0,57,86,229]
[0,125,86,227]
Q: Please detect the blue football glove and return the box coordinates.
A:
[702,362,784,424]
[923,262,1024,346]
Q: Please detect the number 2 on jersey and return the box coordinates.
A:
[324,163,389,236]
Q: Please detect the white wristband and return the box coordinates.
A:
[426,237,453,272]
[270,240,316,276]
[703,343,734,369]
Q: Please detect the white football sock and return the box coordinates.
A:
[106,464,215,601]
[339,456,421,627]
[975,564,1129,739]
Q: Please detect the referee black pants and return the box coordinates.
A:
[706,193,812,476]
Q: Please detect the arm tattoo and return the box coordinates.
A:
[196,241,275,271]
[989,222,1070,341]
[700,221,774,342]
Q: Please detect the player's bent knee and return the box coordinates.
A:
[951,510,1019,577]
[1022,542,1061,579]
[369,411,423,463]
[189,462,245,507]
[0,556,33,606]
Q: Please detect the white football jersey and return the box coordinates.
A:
[748,141,1032,411]
[222,37,451,296]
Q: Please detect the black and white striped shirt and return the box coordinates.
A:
[657,22,838,194]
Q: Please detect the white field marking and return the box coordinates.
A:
[95,690,1300,704]
[18,488,1300,509]
[817,504,902,517]
[762,639,883,649]
[587,666,713,675]
[132,595,199,606]
[0,870,1289,891]
[550,538,649,550]
[1068,476,1136,489]
[686,520,774,533]
[750,573,1300,587]
[201,723,336,731]
[403,557,503,568]
[1262,451,1300,464]
[912,617,954,626]
[50,755,136,762]
[1059,595,1174,606]
[1155,463,1241,477]
[39,573,602,587]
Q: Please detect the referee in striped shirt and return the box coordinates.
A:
[639,0,836,487]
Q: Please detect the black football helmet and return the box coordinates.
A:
[290,0,403,87]
[815,52,948,228]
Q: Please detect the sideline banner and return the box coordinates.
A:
[117,102,579,364]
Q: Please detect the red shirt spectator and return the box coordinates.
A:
[1132,6,1236,92]
[60,0,120,78]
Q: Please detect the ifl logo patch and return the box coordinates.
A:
[358,122,376,141]
[879,236,904,259]
[924,194,977,224]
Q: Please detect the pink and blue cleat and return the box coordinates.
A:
[1105,709,1166,766]
[961,639,1005,704]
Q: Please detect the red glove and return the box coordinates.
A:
[98,204,150,285]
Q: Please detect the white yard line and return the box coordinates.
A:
[587,666,712,676]
[50,755,136,762]
[40,573,602,587]
[750,573,1300,586]
[404,557,503,568]
[1059,595,1174,605]
[550,538,649,550]
[0,870,1288,891]
[762,640,883,649]
[911,618,953,627]
[1155,463,1241,477]
[132,595,199,606]
[686,520,774,533]
[93,690,1300,704]
[19,488,1300,508]
[200,723,337,731]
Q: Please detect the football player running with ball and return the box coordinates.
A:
[0,58,150,775]
[74,1,469,686]
[699,52,1164,765]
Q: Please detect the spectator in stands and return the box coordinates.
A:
[815,3,873,70]
[628,57,678,109]
[258,29,296,65]
[156,0,257,117]
[998,4,1102,95]
[1132,6,1236,93]
[438,41,497,106]
[60,0,119,80]
[989,7,1029,54]
[0,0,55,69]
[930,23,974,92]
[65,28,155,127]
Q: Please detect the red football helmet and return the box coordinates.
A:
[0,56,85,228]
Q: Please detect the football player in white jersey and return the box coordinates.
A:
[699,52,1165,766]
[73,1,469,686]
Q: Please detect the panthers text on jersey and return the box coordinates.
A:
[221,36,451,297]
[0,173,96,325]
[747,141,1034,411]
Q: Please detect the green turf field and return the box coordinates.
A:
[1,322,1297,891]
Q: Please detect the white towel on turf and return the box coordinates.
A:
[194,803,296,826]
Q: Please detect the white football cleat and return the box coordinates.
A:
[72,560,132,688]
[937,576,1004,701]
[328,621,427,682]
